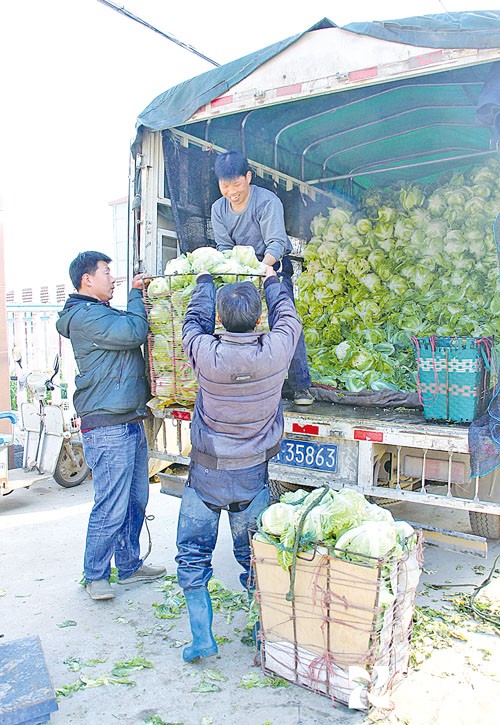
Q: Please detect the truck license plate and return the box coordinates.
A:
[272,439,338,472]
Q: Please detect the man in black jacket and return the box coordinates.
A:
[57,251,166,600]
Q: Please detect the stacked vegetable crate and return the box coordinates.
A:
[144,275,199,408]
[144,269,267,409]
[251,532,423,709]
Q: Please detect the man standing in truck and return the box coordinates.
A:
[56,251,166,601]
[211,150,313,406]
[176,265,302,662]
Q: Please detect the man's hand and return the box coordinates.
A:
[262,252,278,266]
[265,265,277,278]
[131,273,146,290]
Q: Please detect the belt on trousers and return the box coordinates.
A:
[190,443,280,470]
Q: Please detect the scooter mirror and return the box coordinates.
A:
[12,346,22,365]
[53,354,60,375]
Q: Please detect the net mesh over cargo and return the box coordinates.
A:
[162,130,328,253]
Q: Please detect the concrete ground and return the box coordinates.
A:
[1,477,499,725]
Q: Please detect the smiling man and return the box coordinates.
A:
[211,151,313,405]
[56,251,166,600]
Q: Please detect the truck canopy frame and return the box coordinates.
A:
[134,12,500,195]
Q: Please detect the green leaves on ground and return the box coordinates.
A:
[207,578,248,623]
[410,606,474,669]
[111,657,154,677]
[63,656,106,672]
[214,635,233,645]
[153,577,186,619]
[56,657,154,700]
[238,673,289,689]
[56,673,136,699]
[109,567,119,583]
[444,589,500,630]
[144,717,184,725]
[190,669,228,693]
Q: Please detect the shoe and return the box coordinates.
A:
[86,579,115,600]
[118,564,167,585]
[293,388,314,405]
[183,588,218,663]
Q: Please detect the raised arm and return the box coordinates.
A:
[258,194,290,264]
[264,273,302,365]
[182,273,216,366]
[81,288,149,350]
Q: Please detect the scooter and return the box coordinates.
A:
[0,353,90,496]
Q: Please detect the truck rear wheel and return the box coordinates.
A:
[53,441,90,488]
[469,511,500,540]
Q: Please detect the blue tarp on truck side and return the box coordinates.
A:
[133,19,333,144]
[343,10,500,49]
[134,11,500,144]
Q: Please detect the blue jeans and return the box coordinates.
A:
[176,485,270,591]
[270,256,311,392]
[187,461,268,508]
[81,422,149,582]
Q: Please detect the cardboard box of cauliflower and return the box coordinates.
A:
[251,486,422,710]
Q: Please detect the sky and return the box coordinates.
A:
[1,0,499,289]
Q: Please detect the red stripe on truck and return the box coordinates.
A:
[409,51,443,68]
[292,423,320,435]
[276,83,302,97]
[348,66,378,82]
[211,95,233,108]
[354,429,384,442]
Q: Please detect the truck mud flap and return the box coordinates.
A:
[158,469,188,498]
[407,521,487,558]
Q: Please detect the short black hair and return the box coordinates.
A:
[69,251,112,291]
[216,281,262,333]
[214,151,251,181]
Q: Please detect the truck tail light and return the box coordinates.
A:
[354,429,384,442]
[172,410,191,421]
[292,423,320,435]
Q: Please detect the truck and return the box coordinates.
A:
[129,11,500,545]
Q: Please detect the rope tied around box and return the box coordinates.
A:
[474,336,498,398]
[286,485,331,602]
[255,485,332,602]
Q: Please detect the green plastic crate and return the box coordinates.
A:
[411,336,494,423]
